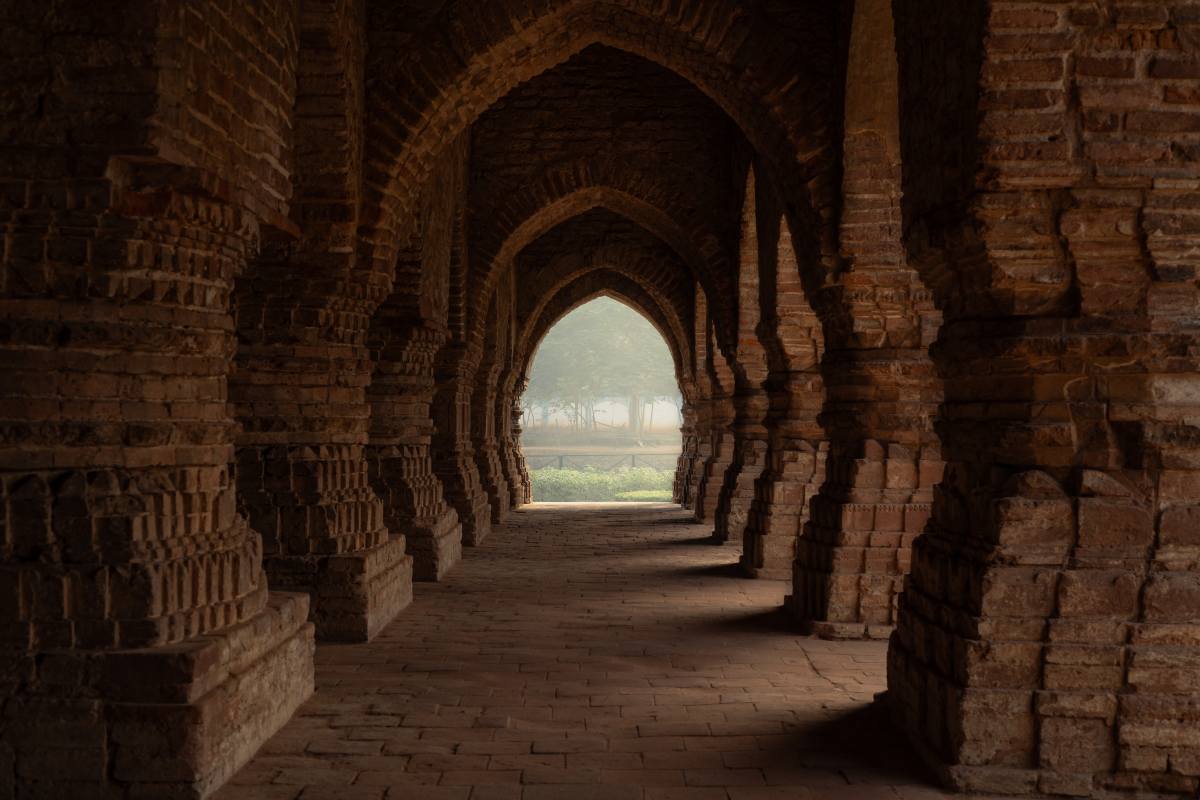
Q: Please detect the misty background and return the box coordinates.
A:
[521,297,682,502]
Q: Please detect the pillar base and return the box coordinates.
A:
[784,592,894,640]
[489,491,511,524]
[0,592,314,800]
[462,495,493,547]
[267,535,413,642]
[409,511,464,582]
[740,531,798,580]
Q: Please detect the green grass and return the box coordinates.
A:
[530,466,674,502]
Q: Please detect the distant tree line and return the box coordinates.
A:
[523,298,680,434]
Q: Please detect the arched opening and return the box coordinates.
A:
[16,1,1200,797]
[520,296,684,504]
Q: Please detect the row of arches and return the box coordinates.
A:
[1,0,1197,798]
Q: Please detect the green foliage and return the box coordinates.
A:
[530,466,674,502]
[525,297,680,431]
[613,490,674,502]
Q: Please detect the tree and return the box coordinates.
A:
[525,297,679,432]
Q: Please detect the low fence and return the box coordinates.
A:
[525,453,680,471]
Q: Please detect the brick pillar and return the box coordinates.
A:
[499,373,532,507]
[365,320,462,582]
[789,326,942,637]
[786,0,943,635]
[712,395,769,543]
[433,344,493,545]
[692,315,736,527]
[742,196,828,579]
[891,315,1200,796]
[714,168,771,545]
[674,404,699,506]
[364,133,468,582]
[0,164,314,797]
[746,378,827,579]
[471,311,512,524]
[692,397,735,526]
[472,378,511,524]
[230,0,411,642]
[233,264,412,642]
[887,3,1200,794]
[685,406,713,512]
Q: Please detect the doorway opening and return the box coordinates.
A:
[521,296,682,502]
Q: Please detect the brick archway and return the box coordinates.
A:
[470,164,731,353]
[517,271,693,397]
[357,1,844,349]
[7,2,1199,797]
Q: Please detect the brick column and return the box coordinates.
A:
[714,170,771,544]
[230,0,411,642]
[233,265,412,641]
[891,311,1200,796]
[887,2,1200,794]
[691,397,735,526]
[498,372,532,507]
[684,408,713,512]
[692,315,736,527]
[433,344,493,545]
[737,178,829,578]
[364,134,468,582]
[471,380,512,523]
[674,403,699,506]
[712,396,769,543]
[786,0,943,634]
[0,165,313,797]
[365,319,462,582]
[471,313,512,524]
[790,338,942,637]
[746,377,827,579]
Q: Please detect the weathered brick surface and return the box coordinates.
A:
[744,166,829,581]
[5,0,1198,797]
[712,170,771,548]
[472,278,514,524]
[787,0,945,639]
[888,1,1200,796]
[682,284,739,528]
[0,2,315,795]
[367,140,466,583]
[229,0,411,642]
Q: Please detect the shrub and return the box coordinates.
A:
[614,490,673,502]
[530,466,673,502]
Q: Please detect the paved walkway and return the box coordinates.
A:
[221,503,951,800]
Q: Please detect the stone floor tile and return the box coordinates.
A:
[227,505,966,800]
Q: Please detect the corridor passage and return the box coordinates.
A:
[220,504,947,800]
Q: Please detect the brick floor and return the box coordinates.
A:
[218,503,958,800]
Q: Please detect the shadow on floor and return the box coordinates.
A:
[657,534,718,545]
[648,514,703,524]
[673,560,746,578]
[698,605,797,634]
[794,700,942,787]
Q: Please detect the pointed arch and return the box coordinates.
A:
[517,271,691,401]
[357,0,842,328]
[471,166,732,343]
